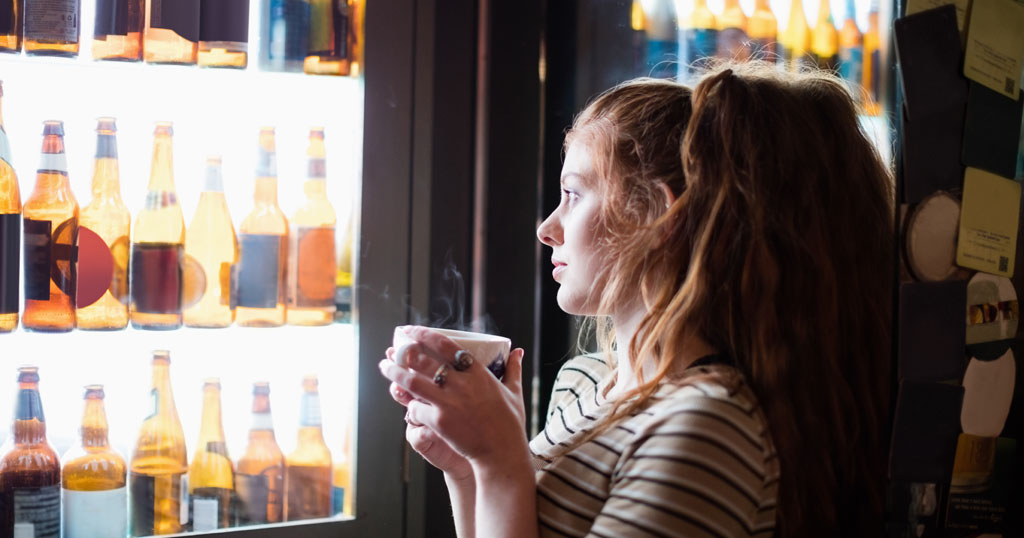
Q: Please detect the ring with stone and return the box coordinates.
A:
[453,349,474,372]
[433,364,450,387]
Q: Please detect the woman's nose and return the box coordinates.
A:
[537,213,562,246]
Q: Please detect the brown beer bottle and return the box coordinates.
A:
[93,0,143,60]
[0,82,20,333]
[61,385,128,538]
[131,122,185,330]
[237,128,288,327]
[143,0,199,63]
[23,120,78,333]
[197,0,249,67]
[129,350,189,536]
[184,156,237,328]
[188,379,234,531]
[23,0,80,56]
[287,128,336,326]
[716,0,749,61]
[78,118,130,330]
[284,375,332,521]
[304,0,351,75]
[236,382,284,525]
[810,0,838,70]
[0,0,23,52]
[0,367,61,537]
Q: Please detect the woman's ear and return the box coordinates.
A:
[658,183,677,211]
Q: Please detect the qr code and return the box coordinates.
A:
[1006,77,1016,94]
[999,256,1009,272]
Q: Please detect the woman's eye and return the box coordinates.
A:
[561,188,579,203]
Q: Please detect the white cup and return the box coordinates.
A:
[393,327,512,379]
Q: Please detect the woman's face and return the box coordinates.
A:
[537,140,608,316]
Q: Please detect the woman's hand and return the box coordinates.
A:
[379,327,528,469]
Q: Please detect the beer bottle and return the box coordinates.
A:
[640,0,677,80]
[129,350,189,536]
[629,0,646,78]
[810,0,838,70]
[93,0,143,60]
[347,0,363,77]
[198,0,249,68]
[0,0,22,52]
[0,367,60,537]
[237,127,288,327]
[0,82,19,333]
[61,385,128,538]
[334,202,355,324]
[681,0,717,75]
[331,416,353,516]
[747,0,777,61]
[284,375,332,521]
[862,0,881,116]
[144,0,199,63]
[287,128,336,326]
[24,0,80,56]
[780,0,812,71]
[23,120,78,333]
[837,0,862,99]
[184,156,237,328]
[131,122,185,330]
[77,118,130,331]
[262,0,309,72]
[304,0,350,75]
[188,379,234,531]
[235,382,284,525]
[716,0,749,61]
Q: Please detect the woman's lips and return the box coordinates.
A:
[552,262,566,279]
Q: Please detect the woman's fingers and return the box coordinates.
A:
[502,348,525,393]
[390,382,413,406]
[379,359,445,403]
[406,399,441,431]
[403,326,464,364]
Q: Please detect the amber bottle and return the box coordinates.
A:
[23,120,78,332]
[716,0,749,61]
[810,0,839,70]
[78,118,130,330]
[144,0,199,63]
[131,122,185,330]
[188,379,234,531]
[61,385,128,538]
[284,375,332,521]
[235,382,285,525]
[197,0,249,67]
[287,128,336,326]
[0,82,20,333]
[0,0,23,52]
[184,156,237,328]
[0,367,61,537]
[93,0,143,60]
[780,0,812,70]
[129,350,189,536]
[304,0,351,75]
[747,0,777,59]
[23,0,80,56]
[237,127,288,327]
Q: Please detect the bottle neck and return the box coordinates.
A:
[13,384,46,444]
[204,165,225,193]
[148,134,176,193]
[92,157,122,201]
[254,176,279,205]
[152,361,177,415]
[198,386,226,444]
[817,0,831,23]
[299,392,323,429]
[80,397,111,448]
[755,0,771,10]
[790,0,804,17]
[0,98,5,128]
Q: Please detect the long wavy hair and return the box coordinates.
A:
[564,63,894,537]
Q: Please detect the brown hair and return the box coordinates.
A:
[563,63,894,537]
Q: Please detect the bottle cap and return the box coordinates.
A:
[84,384,105,398]
[96,117,117,133]
[154,121,174,136]
[152,350,171,362]
[42,120,64,136]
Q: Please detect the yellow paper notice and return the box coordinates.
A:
[956,168,1021,277]
[906,0,972,34]
[963,0,1024,99]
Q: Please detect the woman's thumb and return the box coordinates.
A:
[502,348,525,389]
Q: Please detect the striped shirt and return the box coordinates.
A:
[530,354,779,537]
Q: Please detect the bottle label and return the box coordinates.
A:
[62,487,128,538]
[307,158,326,179]
[300,394,323,427]
[284,465,332,520]
[190,496,219,531]
[23,218,52,301]
[12,485,60,538]
[644,39,677,79]
[94,0,142,36]
[37,153,69,175]
[683,28,718,67]
[149,0,200,43]
[0,213,19,314]
[179,474,189,525]
[129,472,184,535]
[15,388,44,420]
[0,126,12,167]
[235,473,269,524]
[24,0,79,43]
[251,411,273,431]
[144,191,178,210]
[288,226,336,309]
[95,133,117,159]
[267,0,309,62]
[130,242,183,314]
[331,485,345,515]
[199,0,249,43]
[237,234,282,309]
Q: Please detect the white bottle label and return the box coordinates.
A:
[24,0,79,42]
[191,497,219,531]
[36,152,68,174]
[0,127,12,167]
[251,411,274,431]
[300,394,323,427]
[61,487,128,538]
[179,474,190,525]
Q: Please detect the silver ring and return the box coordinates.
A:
[453,349,475,372]
[433,364,449,387]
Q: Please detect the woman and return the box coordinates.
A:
[379,62,894,537]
